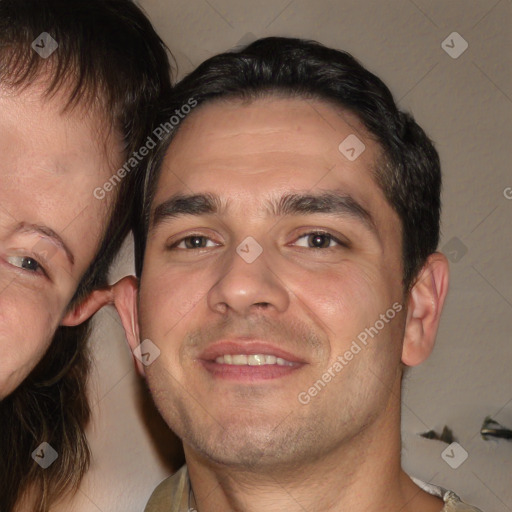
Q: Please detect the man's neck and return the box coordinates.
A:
[184,400,444,512]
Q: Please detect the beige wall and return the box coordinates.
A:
[71,1,512,510]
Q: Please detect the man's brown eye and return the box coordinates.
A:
[169,234,219,250]
[293,231,342,250]
[308,233,333,248]
[184,236,208,249]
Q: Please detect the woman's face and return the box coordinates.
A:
[0,81,122,398]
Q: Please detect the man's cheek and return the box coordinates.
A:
[159,290,205,329]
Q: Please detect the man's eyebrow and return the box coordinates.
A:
[269,192,377,235]
[152,193,224,229]
[17,222,75,265]
[152,191,377,235]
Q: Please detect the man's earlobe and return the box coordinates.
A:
[112,275,146,377]
[60,287,114,327]
[402,252,449,367]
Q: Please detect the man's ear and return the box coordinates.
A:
[60,287,114,327]
[112,275,145,377]
[402,252,449,367]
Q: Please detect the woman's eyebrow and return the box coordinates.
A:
[16,222,75,265]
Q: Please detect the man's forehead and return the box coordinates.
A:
[156,96,379,199]
[169,96,369,150]
[149,98,393,244]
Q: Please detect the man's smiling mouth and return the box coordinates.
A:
[199,340,305,380]
[214,354,295,366]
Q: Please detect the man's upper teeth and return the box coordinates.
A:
[215,354,294,366]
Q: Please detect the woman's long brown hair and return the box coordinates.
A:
[0,322,92,511]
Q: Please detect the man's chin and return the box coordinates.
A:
[187,432,287,469]
[182,413,317,470]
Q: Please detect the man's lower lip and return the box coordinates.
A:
[201,361,302,380]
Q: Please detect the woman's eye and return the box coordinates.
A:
[7,255,45,274]
[174,236,218,249]
[294,232,340,249]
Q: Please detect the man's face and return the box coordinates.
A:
[0,82,121,398]
[138,97,407,468]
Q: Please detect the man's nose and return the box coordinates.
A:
[206,242,290,316]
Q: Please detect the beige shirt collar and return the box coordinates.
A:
[144,466,484,512]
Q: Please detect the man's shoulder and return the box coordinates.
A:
[144,466,189,512]
[412,477,484,512]
[440,491,484,512]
